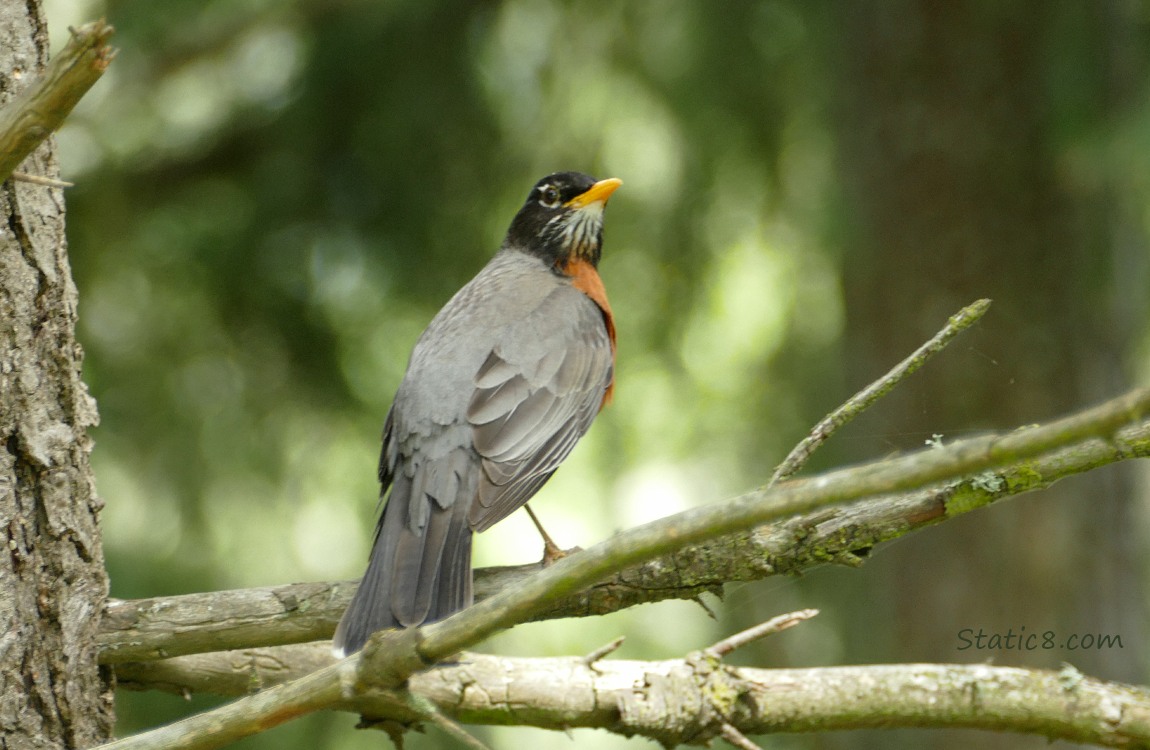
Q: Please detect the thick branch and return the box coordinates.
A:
[0,20,115,183]
[98,416,1150,665]
[99,582,347,664]
[115,645,1150,748]
[416,386,1150,663]
[94,387,1150,750]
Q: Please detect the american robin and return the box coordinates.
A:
[333,172,622,656]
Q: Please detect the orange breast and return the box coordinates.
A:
[562,258,616,407]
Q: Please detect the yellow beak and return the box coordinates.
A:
[565,177,623,209]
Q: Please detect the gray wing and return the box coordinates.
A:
[466,287,613,532]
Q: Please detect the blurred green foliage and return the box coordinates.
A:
[44,0,1150,748]
[58,0,840,594]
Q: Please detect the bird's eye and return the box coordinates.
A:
[538,185,561,208]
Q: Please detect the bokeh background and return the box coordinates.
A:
[45,0,1150,748]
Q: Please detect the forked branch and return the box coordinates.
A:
[95,299,1150,749]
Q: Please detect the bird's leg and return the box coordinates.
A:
[523,503,569,565]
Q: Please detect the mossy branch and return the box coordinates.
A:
[94,299,1150,749]
[95,384,1150,749]
[412,386,1150,663]
[99,415,1150,665]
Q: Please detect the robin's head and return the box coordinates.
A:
[504,172,622,269]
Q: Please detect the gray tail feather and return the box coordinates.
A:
[333,483,473,657]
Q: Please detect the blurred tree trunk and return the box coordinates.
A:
[834,2,1145,748]
[0,0,113,746]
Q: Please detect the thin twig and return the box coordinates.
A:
[423,712,492,750]
[583,636,626,666]
[768,298,992,487]
[705,609,819,659]
[692,594,719,620]
[0,20,115,183]
[406,693,493,750]
[11,171,73,188]
[721,722,763,750]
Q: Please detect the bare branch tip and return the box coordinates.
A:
[705,609,819,659]
[951,298,992,327]
[583,636,625,666]
[770,298,989,485]
[70,18,116,41]
[65,19,117,70]
[96,48,118,71]
[11,171,73,188]
[424,711,492,750]
[966,298,991,316]
[720,722,763,750]
[692,595,719,620]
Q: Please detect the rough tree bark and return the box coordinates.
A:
[0,1,113,746]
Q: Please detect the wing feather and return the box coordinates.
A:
[467,289,613,530]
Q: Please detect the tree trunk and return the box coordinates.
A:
[0,1,113,746]
[833,2,1145,748]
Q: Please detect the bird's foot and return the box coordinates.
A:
[524,503,580,566]
[541,541,583,566]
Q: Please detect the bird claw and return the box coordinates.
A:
[541,543,583,566]
[524,503,580,566]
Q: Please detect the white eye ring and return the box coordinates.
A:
[538,185,561,208]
